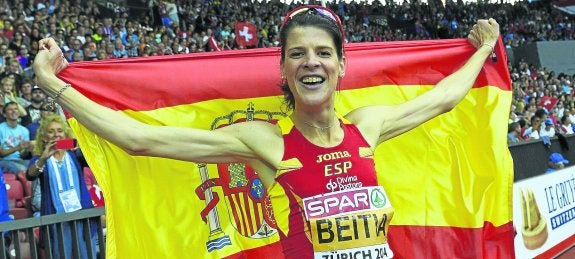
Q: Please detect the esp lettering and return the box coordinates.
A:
[325,161,352,176]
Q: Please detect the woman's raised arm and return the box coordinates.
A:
[32,38,280,166]
[348,18,501,146]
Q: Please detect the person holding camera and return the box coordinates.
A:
[25,115,97,259]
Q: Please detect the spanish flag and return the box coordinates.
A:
[59,39,514,258]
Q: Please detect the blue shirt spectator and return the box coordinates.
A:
[546,153,569,173]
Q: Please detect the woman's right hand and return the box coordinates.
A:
[32,38,69,88]
[39,139,58,162]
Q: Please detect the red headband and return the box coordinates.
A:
[282,5,345,42]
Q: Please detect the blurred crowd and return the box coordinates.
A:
[508,57,575,144]
[0,0,573,143]
[0,0,573,70]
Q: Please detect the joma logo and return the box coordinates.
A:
[316,151,351,163]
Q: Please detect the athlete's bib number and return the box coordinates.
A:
[302,186,394,259]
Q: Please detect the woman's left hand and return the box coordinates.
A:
[468,18,500,49]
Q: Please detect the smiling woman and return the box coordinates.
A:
[32,4,500,258]
[281,27,344,112]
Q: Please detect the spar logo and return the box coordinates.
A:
[371,188,387,208]
[304,186,389,220]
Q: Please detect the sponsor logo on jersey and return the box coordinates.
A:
[303,186,394,258]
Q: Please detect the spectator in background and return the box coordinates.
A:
[75,26,87,44]
[568,107,575,123]
[546,152,569,173]
[1,76,27,116]
[25,115,97,259]
[508,122,522,143]
[10,32,30,54]
[523,116,542,140]
[540,118,556,138]
[26,102,55,141]
[534,108,548,122]
[165,0,179,28]
[560,115,574,135]
[71,51,84,62]
[517,118,528,139]
[16,45,31,70]
[547,108,559,125]
[21,85,47,128]
[82,43,97,60]
[96,49,107,60]
[0,102,31,174]
[1,59,24,87]
[112,38,128,58]
[91,26,104,44]
[104,44,116,59]
[17,79,33,107]
[66,39,83,62]
[124,34,140,57]
[157,0,172,29]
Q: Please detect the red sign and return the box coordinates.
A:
[539,96,559,112]
[235,22,258,47]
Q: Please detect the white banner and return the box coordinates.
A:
[513,167,575,258]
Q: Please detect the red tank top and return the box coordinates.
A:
[268,116,385,258]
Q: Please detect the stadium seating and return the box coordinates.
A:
[4,173,31,220]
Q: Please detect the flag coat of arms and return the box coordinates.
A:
[59,38,514,258]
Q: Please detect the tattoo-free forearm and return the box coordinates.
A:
[37,74,149,154]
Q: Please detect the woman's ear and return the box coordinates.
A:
[339,56,346,78]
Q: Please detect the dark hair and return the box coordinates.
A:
[508,122,520,133]
[534,108,547,119]
[278,8,344,111]
[3,101,18,114]
[518,118,526,128]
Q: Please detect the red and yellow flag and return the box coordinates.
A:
[59,39,514,258]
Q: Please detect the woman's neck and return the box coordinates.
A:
[290,109,343,147]
[53,150,66,161]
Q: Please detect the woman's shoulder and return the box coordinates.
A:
[344,106,393,124]
[344,106,393,147]
[212,120,283,154]
[213,120,284,178]
[230,120,283,140]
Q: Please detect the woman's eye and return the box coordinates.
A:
[289,52,303,58]
[319,51,331,57]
